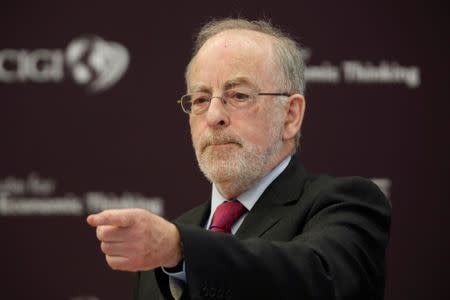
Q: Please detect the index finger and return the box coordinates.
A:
[86,209,135,227]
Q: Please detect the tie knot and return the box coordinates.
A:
[209,200,247,234]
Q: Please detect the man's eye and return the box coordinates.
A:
[230,92,250,102]
[192,96,210,106]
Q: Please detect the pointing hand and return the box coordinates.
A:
[87,208,182,272]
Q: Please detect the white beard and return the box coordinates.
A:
[193,116,285,196]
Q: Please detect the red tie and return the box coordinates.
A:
[209,200,247,233]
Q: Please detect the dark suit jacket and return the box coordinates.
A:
[133,158,391,300]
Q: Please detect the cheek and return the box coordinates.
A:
[234,112,273,145]
[189,117,203,144]
[247,125,272,145]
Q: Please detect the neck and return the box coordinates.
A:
[215,148,291,199]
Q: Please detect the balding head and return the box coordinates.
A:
[186,18,306,96]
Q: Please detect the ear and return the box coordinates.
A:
[282,94,305,141]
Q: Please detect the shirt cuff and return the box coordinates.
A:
[161,260,187,282]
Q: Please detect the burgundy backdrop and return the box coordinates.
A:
[1,1,449,299]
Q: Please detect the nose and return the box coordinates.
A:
[206,97,230,128]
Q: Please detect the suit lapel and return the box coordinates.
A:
[235,158,308,239]
[176,200,211,227]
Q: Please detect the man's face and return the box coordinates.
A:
[188,30,288,197]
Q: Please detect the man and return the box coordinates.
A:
[87,18,391,300]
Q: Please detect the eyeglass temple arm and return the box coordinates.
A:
[257,92,291,97]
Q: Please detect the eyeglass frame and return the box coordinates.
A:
[177,91,291,115]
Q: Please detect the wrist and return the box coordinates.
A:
[162,223,184,268]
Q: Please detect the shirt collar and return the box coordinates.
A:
[210,155,292,213]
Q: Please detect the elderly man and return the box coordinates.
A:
[87,18,391,300]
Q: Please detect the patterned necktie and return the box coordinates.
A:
[209,200,247,233]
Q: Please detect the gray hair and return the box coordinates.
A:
[186,18,305,95]
[185,18,305,152]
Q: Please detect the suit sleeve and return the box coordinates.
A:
[172,177,391,300]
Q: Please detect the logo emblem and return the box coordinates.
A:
[0,35,129,93]
[66,36,130,92]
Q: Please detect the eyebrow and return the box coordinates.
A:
[189,85,210,93]
[224,77,258,91]
[189,76,258,93]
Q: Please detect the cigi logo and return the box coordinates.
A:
[0,35,129,93]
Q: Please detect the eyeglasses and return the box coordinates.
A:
[177,90,291,115]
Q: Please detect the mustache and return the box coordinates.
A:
[198,132,243,152]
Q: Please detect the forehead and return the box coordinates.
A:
[188,29,279,91]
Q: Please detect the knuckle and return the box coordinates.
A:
[102,211,112,222]
[105,256,114,267]
[106,256,120,271]
[96,227,103,240]
[100,242,108,254]
[121,214,129,226]
[133,225,145,239]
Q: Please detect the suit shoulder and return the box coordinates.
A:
[311,175,388,202]
[302,174,391,218]
[304,174,385,194]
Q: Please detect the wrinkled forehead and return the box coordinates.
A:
[187,29,280,92]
